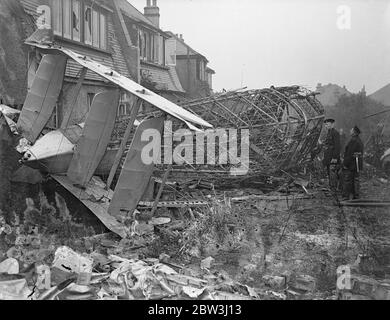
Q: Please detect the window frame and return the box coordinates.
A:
[52,0,108,51]
[72,0,81,41]
[138,27,166,66]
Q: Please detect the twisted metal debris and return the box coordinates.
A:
[179,86,324,174]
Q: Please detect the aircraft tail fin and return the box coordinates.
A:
[67,90,120,187]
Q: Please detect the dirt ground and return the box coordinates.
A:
[1,150,390,299]
[205,176,390,298]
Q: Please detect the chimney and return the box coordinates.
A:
[179,34,184,41]
[144,0,160,28]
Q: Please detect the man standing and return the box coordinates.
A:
[342,126,364,200]
[322,118,341,189]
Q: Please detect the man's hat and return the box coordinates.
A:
[324,118,335,123]
[353,125,361,134]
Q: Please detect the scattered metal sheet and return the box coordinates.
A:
[17,54,67,143]
[67,90,120,187]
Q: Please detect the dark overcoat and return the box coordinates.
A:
[343,135,364,172]
[323,128,341,166]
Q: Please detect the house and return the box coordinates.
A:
[15,0,186,126]
[165,31,215,99]
[114,0,185,106]
[18,0,133,128]
[316,83,351,107]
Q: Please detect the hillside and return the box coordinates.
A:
[370,84,390,107]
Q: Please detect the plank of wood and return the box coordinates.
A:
[231,194,312,202]
[138,200,209,208]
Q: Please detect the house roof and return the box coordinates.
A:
[165,31,209,63]
[115,0,168,36]
[206,67,215,74]
[141,63,185,93]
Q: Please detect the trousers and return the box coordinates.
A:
[342,169,360,199]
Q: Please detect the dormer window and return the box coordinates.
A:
[53,0,107,50]
[139,28,165,66]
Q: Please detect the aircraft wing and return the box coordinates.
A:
[108,117,165,219]
[67,90,120,187]
[17,54,67,143]
[26,42,212,131]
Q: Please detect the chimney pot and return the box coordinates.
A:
[144,0,160,28]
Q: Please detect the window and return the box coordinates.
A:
[53,0,62,36]
[139,29,165,65]
[118,104,126,116]
[153,35,159,63]
[165,38,176,66]
[138,31,145,60]
[158,36,164,65]
[197,60,205,81]
[87,92,95,110]
[84,6,92,45]
[63,0,71,39]
[92,9,99,48]
[118,93,132,116]
[145,32,150,60]
[72,0,81,41]
[53,0,107,50]
[99,13,106,49]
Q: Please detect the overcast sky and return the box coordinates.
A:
[129,0,390,94]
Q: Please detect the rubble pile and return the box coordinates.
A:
[0,244,260,300]
[1,172,390,300]
[339,274,390,300]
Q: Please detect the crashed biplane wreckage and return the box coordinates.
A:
[1,38,212,238]
[182,86,324,171]
[146,86,325,189]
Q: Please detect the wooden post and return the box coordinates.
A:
[60,67,88,129]
[151,164,172,216]
[106,98,143,190]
